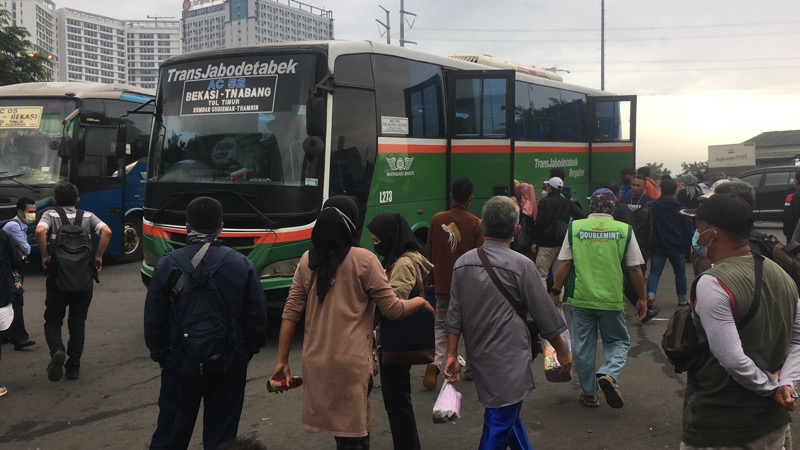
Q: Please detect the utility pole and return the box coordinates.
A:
[376,5,390,45]
[600,0,605,90]
[399,0,417,47]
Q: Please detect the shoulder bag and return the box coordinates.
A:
[477,246,544,358]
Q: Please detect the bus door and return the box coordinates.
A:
[445,70,515,215]
[588,95,637,192]
[74,101,125,256]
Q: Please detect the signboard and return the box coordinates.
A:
[182,0,225,12]
[182,3,225,18]
[381,116,409,135]
[708,143,756,168]
[0,106,43,128]
[180,75,278,116]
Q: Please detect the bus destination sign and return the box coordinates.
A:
[0,106,43,128]
[180,75,278,116]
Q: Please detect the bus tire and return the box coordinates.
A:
[113,214,143,264]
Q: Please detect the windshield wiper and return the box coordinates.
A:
[149,189,276,229]
[0,172,41,195]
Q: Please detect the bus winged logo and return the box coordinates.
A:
[386,157,414,172]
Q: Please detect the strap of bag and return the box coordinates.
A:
[738,252,764,330]
[170,242,212,299]
[689,252,763,332]
[476,246,527,322]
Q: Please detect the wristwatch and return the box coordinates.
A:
[548,287,561,296]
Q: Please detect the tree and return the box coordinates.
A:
[680,160,709,175]
[641,162,671,180]
[0,9,51,85]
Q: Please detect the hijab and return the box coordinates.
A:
[309,196,360,303]
[682,174,702,202]
[366,212,421,270]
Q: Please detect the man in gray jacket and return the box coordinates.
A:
[444,196,571,449]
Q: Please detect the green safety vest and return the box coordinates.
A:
[566,216,632,311]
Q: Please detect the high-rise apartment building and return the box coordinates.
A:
[125,20,181,90]
[182,0,334,54]
[1,0,332,86]
[56,9,127,85]
[1,0,58,79]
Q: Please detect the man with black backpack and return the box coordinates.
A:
[35,182,111,382]
[144,196,267,450]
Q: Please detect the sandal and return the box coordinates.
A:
[580,393,600,407]
[598,375,624,409]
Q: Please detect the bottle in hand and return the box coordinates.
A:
[267,376,303,393]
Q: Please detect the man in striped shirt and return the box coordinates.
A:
[35,182,111,382]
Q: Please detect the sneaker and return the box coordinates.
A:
[0,385,7,397]
[47,350,66,382]
[65,366,80,380]
[598,375,624,409]
[423,363,438,390]
[641,305,661,323]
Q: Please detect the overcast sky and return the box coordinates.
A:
[58,0,800,174]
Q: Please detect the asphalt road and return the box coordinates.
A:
[0,229,796,450]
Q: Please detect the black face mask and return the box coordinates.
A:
[374,241,391,257]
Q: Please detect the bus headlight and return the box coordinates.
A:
[260,257,301,278]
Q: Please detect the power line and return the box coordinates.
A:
[410,30,800,44]
[414,20,800,33]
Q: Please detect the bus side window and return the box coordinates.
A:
[79,127,117,177]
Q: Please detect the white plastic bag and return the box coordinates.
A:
[432,381,462,423]
[0,303,13,331]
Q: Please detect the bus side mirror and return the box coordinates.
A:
[116,124,127,158]
[50,137,72,160]
[307,95,326,137]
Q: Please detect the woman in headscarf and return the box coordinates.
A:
[678,174,703,209]
[366,212,433,450]
[271,197,434,450]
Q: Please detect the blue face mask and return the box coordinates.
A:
[692,229,712,257]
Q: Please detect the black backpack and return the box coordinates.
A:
[50,208,97,293]
[168,242,239,377]
[662,253,763,373]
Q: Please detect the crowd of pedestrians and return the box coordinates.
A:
[4,170,800,450]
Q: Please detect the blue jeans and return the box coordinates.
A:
[570,306,630,395]
[479,401,533,450]
[646,250,688,301]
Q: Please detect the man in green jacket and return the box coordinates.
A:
[683,193,800,448]
[549,188,647,409]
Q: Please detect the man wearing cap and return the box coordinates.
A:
[682,193,800,449]
[532,176,585,290]
[145,196,268,449]
[549,188,647,408]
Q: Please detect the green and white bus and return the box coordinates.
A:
[138,41,635,306]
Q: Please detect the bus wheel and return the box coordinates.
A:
[113,215,143,264]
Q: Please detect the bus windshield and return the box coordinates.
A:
[0,99,75,185]
[149,54,320,190]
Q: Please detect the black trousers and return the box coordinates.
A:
[150,367,247,450]
[43,279,92,368]
[379,360,421,450]
[7,292,29,342]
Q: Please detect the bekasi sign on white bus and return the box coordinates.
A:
[708,143,756,168]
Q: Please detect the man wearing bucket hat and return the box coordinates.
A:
[681,193,800,448]
[549,188,647,409]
